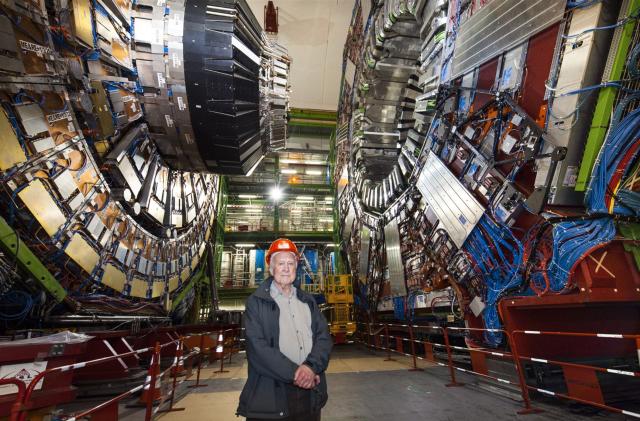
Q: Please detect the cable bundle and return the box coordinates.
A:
[586,107,640,214]
[393,296,405,321]
[463,215,523,346]
[0,290,34,321]
[75,294,165,315]
[546,218,616,291]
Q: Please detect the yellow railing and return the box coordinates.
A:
[325,274,353,304]
[301,283,323,294]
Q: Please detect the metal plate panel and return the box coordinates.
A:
[359,228,370,280]
[130,277,148,298]
[102,263,126,292]
[384,220,405,296]
[118,156,142,196]
[190,254,199,270]
[18,180,67,236]
[87,215,106,240]
[65,233,99,273]
[451,0,565,80]
[168,275,179,292]
[72,0,95,46]
[498,42,527,92]
[15,104,48,137]
[343,203,355,240]
[151,280,165,297]
[52,170,78,200]
[416,151,484,247]
[0,110,27,170]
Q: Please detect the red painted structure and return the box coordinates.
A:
[264,1,278,34]
[0,335,89,417]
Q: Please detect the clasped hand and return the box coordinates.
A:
[293,364,320,389]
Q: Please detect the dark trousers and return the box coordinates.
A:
[247,384,321,421]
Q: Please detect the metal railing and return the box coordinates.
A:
[355,322,640,417]
[2,327,244,421]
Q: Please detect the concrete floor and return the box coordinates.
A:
[114,345,625,421]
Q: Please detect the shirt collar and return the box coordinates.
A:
[270,281,296,299]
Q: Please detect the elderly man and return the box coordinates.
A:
[237,238,332,420]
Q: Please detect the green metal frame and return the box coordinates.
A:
[224,231,334,243]
[289,108,337,121]
[228,182,333,193]
[214,176,228,288]
[327,123,344,273]
[575,0,640,191]
[218,287,257,301]
[289,108,337,128]
[171,263,206,311]
[288,120,336,128]
[173,176,228,312]
[0,215,67,302]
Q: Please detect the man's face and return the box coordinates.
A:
[271,252,298,287]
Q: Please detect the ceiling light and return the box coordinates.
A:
[238,194,260,199]
[235,243,255,247]
[324,196,333,202]
[290,209,303,214]
[296,196,314,201]
[304,160,326,165]
[279,159,298,164]
[235,220,249,224]
[319,218,333,223]
[270,186,283,201]
[305,170,322,175]
[281,169,297,174]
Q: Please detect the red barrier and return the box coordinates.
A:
[407,325,423,372]
[357,323,450,371]
[1,328,244,421]
[355,322,640,417]
[0,379,25,421]
[215,330,229,374]
[443,326,538,413]
[512,330,640,419]
[188,334,208,389]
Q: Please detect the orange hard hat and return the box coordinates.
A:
[266,238,299,265]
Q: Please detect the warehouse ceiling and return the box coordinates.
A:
[246,0,356,110]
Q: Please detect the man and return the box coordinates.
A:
[237,238,332,420]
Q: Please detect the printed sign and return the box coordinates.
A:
[0,361,48,395]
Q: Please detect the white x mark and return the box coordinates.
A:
[588,251,615,278]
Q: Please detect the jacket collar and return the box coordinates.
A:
[255,278,313,304]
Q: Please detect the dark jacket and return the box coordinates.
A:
[236,278,333,419]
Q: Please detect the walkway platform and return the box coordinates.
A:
[78,344,624,420]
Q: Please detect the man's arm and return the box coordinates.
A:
[244,296,298,382]
[303,301,333,374]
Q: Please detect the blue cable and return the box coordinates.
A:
[586,107,640,214]
[628,42,640,79]
[393,296,405,321]
[547,218,616,291]
[567,0,602,8]
[464,214,523,346]
[0,290,33,321]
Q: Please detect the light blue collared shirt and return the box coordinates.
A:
[270,282,313,365]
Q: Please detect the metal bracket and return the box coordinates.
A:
[524,147,568,214]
